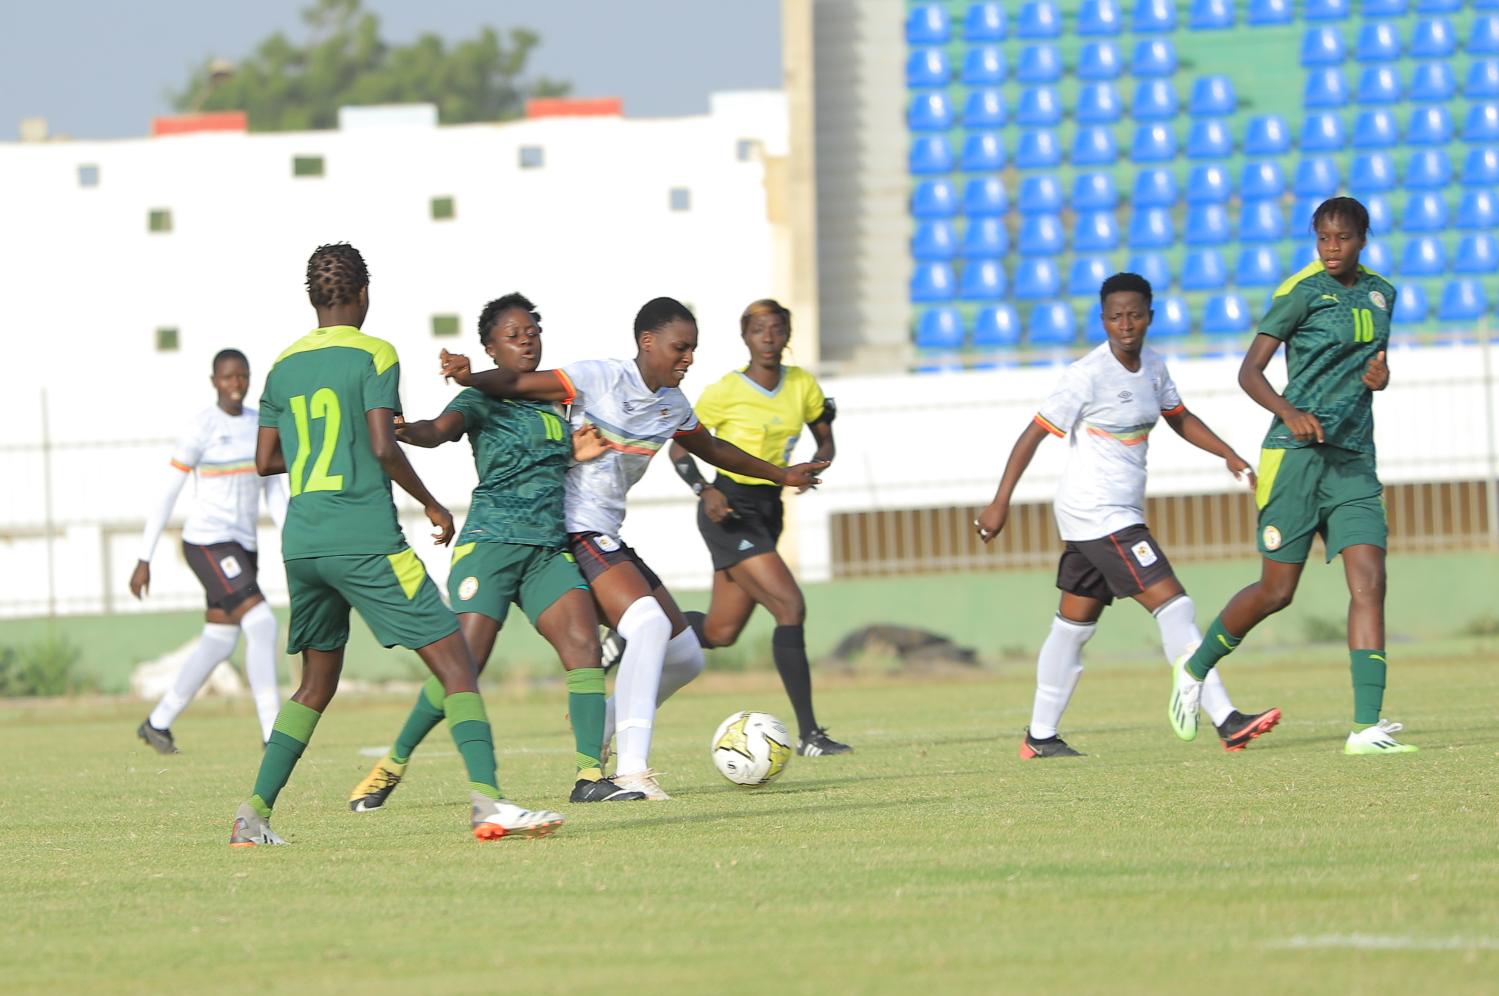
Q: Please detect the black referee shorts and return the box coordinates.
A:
[697,476,784,572]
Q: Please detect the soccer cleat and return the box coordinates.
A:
[229,803,287,847]
[611,769,672,800]
[470,793,565,840]
[1344,718,1419,756]
[569,777,647,803]
[1168,655,1204,742]
[600,628,626,673]
[348,757,406,812]
[137,720,179,755]
[797,727,853,756]
[1216,708,1282,752]
[1019,728,1084,758]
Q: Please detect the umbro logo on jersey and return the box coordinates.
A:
[1118,390,1133,402]
[737,539,754,551]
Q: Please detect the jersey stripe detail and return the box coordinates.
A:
[1084,422,1153,446]
[169,459,193,472]
[587,415,670,456]
[198,460,257,477]
[387,549,427,601]
[1034,413,1065,437]
[553,369,577,405]
[1273,260,1324,298]
[1161,403,1186,417]
[273,326,398,374]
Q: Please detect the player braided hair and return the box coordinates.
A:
[1310,196,1369,237]
[305,243,369,309]
[212,348,248,372]
[740,298,792,338]
[1099,272,1153,307]
[477,293,540,344]
[633,297,696,341]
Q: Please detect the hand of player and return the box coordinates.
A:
[1283,408,1324,444]
[1362,350,1389,391]
[974,501,1008,544]
[439,349,473,386]
[425,503,455,546]
[701,486,736,524]
[571,423,608,462]
[128,561,151,600]
[1227,453,1257,492]
[795,458,830,495]
[781,460,829,491]
[392,415,411,443]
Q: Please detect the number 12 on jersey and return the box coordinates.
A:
[288,389,345,496]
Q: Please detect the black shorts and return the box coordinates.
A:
[182,540,262,612]
[567,532,663,590]
[698,476,784,572]
[1056,524,1177,606]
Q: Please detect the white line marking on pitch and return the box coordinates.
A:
[1272,934,1499,952]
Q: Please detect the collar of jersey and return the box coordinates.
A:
[735,367,785,398]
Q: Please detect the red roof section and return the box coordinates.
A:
[152,112,249,137]
[525,97,623,119]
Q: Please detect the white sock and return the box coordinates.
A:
[239,601,281,742]
[657,628,705,705]
[1029,615,1095,740]
[1154,595,1235,725]
[608,597,672,777]
[148,622,240,731]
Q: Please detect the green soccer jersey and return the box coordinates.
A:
[1257,261,1395,455]
[259,325,407,560]
[445,388,571,548]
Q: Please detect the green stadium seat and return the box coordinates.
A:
[1462,104,1499,143]
[1189,76,1236,117]
[973,305,1022,347]
[1019,214,1066,255]
[1457,190,1499,231]
[961,47,1006,85]
[1132,168,1178,206]
[1188,0,1234,30]
[1181,248,1228,288]
[1132,80,1178,121]
[962,90,1006,128]
[1074,211,1121,251]
[911,264,957,302]
[1409,18,1456,58]
[1453,234,1499,275]
[1248,0,1292,25]
[1402,192,1448,232]
[1466,60,1499,99]
[1017,86,1062,126]
[1186,119,1232,159]
[960,132,1006,171]
[1405,106,1452,146]
[1295,156,1340,197]
[1394,283,1427,323]
[1072,172,1119,210]
[1300,112,1346,151]
[1399,236,1445,276]
[912,220,958,260]
[963,3,1007,42]
[1130,124,1177,162]
[1239,199,1285,242]
[1471,16,1499,56]
[1076,83,1123,124]
[905,5,950,45]
[906,50,950,89]
[1128,251,1172,289]
[1240,160,1286,199]
[1403,149,1451,189]
[1409,63,1456,102]
[906,92,954,132]
[1304,68,1349,107]
[1016,129,1062,168]
[962,177,1008,215]
[1236,246,1283,286]
[1184,205,1231,245]
[961,217,1009,257]
[916,306,963,348]
[1356,66,1402,104]
[1129,207,1175,247]
[1244,115,1291,155]
[1352,109,1400,148]
[1301,27,1345,66]
[912,179,958,217]
[1365,194,1395,235]
[1132,0,1175,33]
[1077,41,1123,79]
[1016,44,1062,83]
[1304,0,1349,20]
[1019,175,1064,214]
[908,136,953,175]
[1078,0,1123,36]
[1153,296,1191,336]
[1463,148,1499,187]
[1363,240,1393,272]
[1015,258,1063,298]
[1069,255,1113,295]
[1355,22,1401,62]
[1017,1,1062,38]
[1131,39,1176,77]
[1028,302,1077,344]
[1071,126,1119,165]
[1186,164,1232,204]
[1203,294,1250,334]
[1438,280,1488,322]
[1349,152,1396,194]
[960,259,1008,300]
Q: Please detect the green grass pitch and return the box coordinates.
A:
[2,653,1496,994]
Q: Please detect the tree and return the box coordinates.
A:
[172,0,570,131]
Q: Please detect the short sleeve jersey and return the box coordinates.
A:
[258,325,406,560]
[693,366,826,486]
[172,405,265,550]
[444,389,571,548]
[554,358,700,537]
[1035,343,1184,542]
[1257,261,1395,455]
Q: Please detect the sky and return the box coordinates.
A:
[0,0,783,140]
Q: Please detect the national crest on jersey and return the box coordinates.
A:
[444,388,571,548]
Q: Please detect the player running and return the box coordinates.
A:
[1168,197,1415,755]
[663,298,850,756]
[131,348,288,752]
[229,243,562,846]
[976,273,1280,756]
[439,296,826,800]
[348,293,647,810]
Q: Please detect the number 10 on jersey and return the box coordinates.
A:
[288,389,345,496]
[1352,308,1375,343]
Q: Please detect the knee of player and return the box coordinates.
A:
[620,595,672,643]
[1347,567,1387,603]
[767,591,807,627]
[1261,584,1296,614]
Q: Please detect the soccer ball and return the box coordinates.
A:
[710,711,793,787]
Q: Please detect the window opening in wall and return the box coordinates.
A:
[155,327,179,352]
[431,196,455,220]
[431,314,460,337]
[148,209,172,233]
[519,146,544,169]
[669,187,691,212]
[293,155,325,177]
[78,164,99,187]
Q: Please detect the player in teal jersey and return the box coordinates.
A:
[229,244,565,846]
[349,293,646,808]
[1168,198,1416,755]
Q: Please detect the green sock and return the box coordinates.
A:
[1350,649,1387,727]
[1186,615,1242,680]
[566,667,607,779]
[250,700,322,816]
[444,690,502,800]
[391,677,446,765]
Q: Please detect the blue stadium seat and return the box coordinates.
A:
[1472,16,1499,56]
[1069,255,1113,295]
[1071,126,1119,165]
[962,177,1008,216]
[1019,175,1063,214]
[1132,0,1176,33]
[1240,160,1286,199]
[1186,164,1232,204]
[1130,124,1177,163]
[1186,119,1232,159]
[911,263,957,302]
[1028,302,1077,345]
[1454,234,1499,275]
[1129,207,1175,247]
[1304,68,1349,107]
[1301,27,1345,67]
[1457,190,1499,231]
[1409,63,1456,102]
[1189,0,1234,30]
[1074,211,1121,251]
[1072,172,1119,210]
[961,132,1006,171]
[1202,294,1250,334]
[1153,296,1191,336]
[912,220,958,260]
[908,136,953,175]
[1410,17,1456,58]
[1016,130,1061,168]
[1304,0,1349,20]
[1405,106,1452,146]
[1243,116,1291,156]
[1132,168,1178,206]
[1132,80,1178,121]
[912,179,957,218]
[1438,280,1488,323]
[905,5,950,44]
[1402,192,1448,232]
[1239,199,1285,242]
[1014,258,1063,299]
[1365,0,1407,12]
[1018,215,1065,255]
[963,2,1007,41]
[1236,246,1283,286]
[1357,66,1402,104]
[1365,194,1394,235]
[1131,39,1177,77]
[962,90,1006,128]
[1463,104,1499,143]
[1294,156,1340,197]
[960,259,1008,300]
[1078,0,1123,35]
[1077,41,1123,79]
[973,304,1022,347]
[1127,251,1172,289]
[1404,148,1451,189]
[1190,76,1236,117]
[1355,22,1401,62]
[1076,82,1123,123]
[1248,0,1292,25]
[1415,0,1460,10]
[905,50,949,89]
[1084,306,1109,343]
[1362,239,1393,272]
[1016,44,1062,83]
[961,217,1009,257]
[961,47,1006,85]
[1300,113,1346,151]
[1291,242,1317,271]
[1017,1,1062,38]
[1353,109,1399,148]
[1349,152,1396,194]
[906,92,954,132]
[1400,236,1446,276]
[915,307,963,349]
[1184,204,1231,245]
[1466,60,1499,99]
[1394,283,1427,324]
[1464,148,1499,189]
[1476,0,1499,9]
[1017,86,1061,126]
[1292,197,1324,232]
[1181,248,1228,289]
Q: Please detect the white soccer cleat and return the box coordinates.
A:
[1344,719,1418,756]
[470,793,565,840]
[1168,654,1203,742]
[611,769,672,801]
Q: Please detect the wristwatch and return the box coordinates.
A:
[692,482,707,496]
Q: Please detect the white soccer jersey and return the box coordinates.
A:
[1034,344,1184,542]
[555,358,700,537]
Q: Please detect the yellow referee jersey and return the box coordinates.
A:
[694,366,827,485]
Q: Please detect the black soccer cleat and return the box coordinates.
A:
[600,629,626,674]
[797,727,853,756]
[137,720,179,755]
[569,777,647,803]
[1215,708,1282,752]
[1019,728,1083,759]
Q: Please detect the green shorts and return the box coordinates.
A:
[285,549,458,654]
[447,541,589,627]
[1255,445,1387,564]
